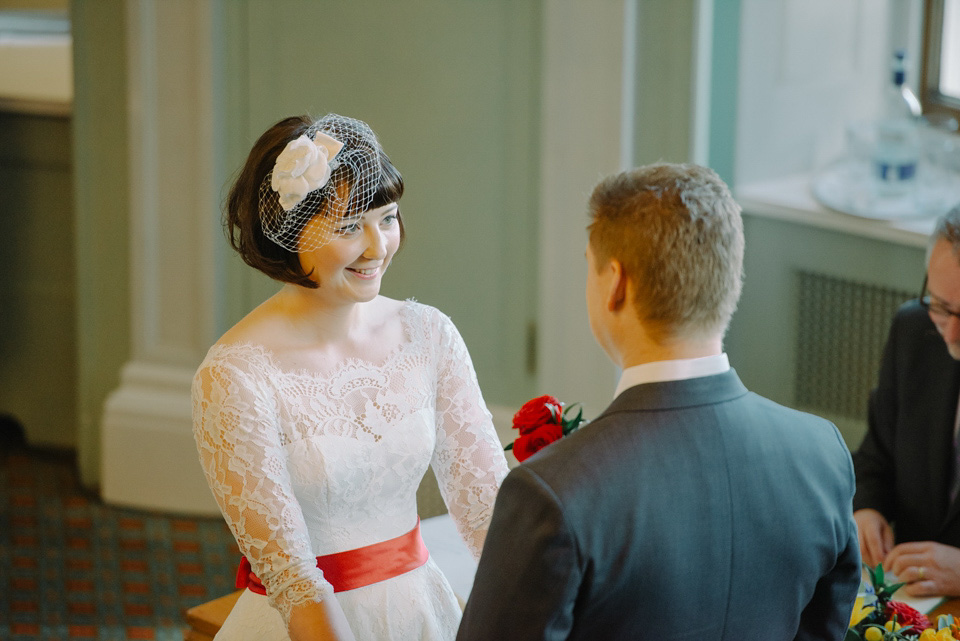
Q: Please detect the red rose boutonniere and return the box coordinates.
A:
[505,395,587,462]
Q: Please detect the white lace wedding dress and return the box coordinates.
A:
[192,301,508,640]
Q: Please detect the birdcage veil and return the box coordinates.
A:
[258,113,385,252]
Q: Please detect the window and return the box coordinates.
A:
[923,0,960,119]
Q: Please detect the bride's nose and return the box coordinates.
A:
[362,224,388,260]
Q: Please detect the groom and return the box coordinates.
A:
[457,163,860,640]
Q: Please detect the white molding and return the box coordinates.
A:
[620,0,637,171]
[101,361,218,514]
[736,174,935,248]
[101,0,220,514]
[537,0,703,416]
[537,0,625,416]
[691,0,714,165]
[125,0,157,362]
[0,97,70,116]
[0,32,72,107]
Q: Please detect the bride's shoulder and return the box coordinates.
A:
[214,306,285,350]
[389,298,463,344]
[386,297,443,325]
[203,297,289,366]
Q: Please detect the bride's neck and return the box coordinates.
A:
[274,284,366,341]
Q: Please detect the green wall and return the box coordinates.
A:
[71,0,129,485]
[217,0,542,407]
[0,0,74,449]
[0,112,75,447]
[725,214,926,448]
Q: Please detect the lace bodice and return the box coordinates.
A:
[192,301,508,624]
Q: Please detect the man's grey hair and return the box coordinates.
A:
[928,203,960,265]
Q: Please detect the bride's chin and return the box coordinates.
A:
[355,287,381,303]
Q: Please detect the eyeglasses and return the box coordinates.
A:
[919,275,960,321]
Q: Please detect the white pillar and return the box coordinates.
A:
[537,0,705,414]
[537,0,630,412]
[100,0,220,515]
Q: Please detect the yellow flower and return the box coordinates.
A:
[937,628,958,641]
[849,601,874,627]
[864,627,884,641]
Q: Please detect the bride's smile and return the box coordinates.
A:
[298,202,401,302]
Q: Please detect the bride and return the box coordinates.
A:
[192,113,509,640]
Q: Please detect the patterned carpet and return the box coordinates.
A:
[0,428,240,641]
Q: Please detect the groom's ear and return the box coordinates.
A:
[605,259,628,312]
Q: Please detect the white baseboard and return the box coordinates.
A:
[100,360,221,516]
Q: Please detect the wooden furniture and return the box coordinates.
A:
[183,590,242,641]
[931,598,960,620]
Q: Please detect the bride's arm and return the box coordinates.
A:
[192,353,346,635]
[429,311,510,558]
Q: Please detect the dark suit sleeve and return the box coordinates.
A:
[457,465,581,641]
[797,432,862,640]
[853,309,902,517]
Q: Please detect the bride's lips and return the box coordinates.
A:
[347,266,381,280]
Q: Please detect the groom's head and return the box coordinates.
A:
[586,162,744,346]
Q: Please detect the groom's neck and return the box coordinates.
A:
[615,329,723,370]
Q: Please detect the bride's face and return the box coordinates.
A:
[297,203,401,303]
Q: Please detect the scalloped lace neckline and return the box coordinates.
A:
[208,299,421,380]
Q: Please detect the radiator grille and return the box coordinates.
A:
[795,271,914,419]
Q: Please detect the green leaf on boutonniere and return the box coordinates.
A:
[562,406,584,435]
[504,442,514,451]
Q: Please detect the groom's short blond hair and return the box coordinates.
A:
[587,162,744,340]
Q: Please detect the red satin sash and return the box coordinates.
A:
[235,519,429,595]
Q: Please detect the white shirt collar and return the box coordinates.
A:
[613,353,730,399]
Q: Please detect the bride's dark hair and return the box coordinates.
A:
[225,114,405,288]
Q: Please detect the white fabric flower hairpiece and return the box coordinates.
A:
[257,114,386,253]
[270,131,344,211]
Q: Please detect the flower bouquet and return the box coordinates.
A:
[847,564,956,640]
[505,395,587,462]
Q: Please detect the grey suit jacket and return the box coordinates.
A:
[458,369,860,641]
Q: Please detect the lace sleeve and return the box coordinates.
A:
[429,312,509,560]
[192,349,333,624]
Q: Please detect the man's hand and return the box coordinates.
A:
[854,508,894,567]
[886,541,960,597]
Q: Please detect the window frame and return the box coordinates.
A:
[922,0,960,120]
